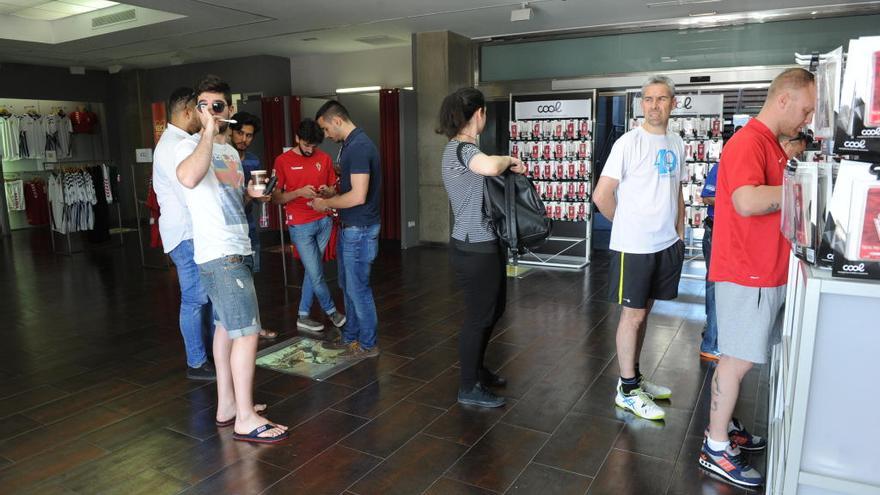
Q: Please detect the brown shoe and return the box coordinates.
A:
[322,338,351,351]
[337,342,381,360]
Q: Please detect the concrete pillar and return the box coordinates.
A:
[412,31,474,243]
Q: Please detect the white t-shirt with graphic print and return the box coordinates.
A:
[174,134,252,264]
[601,126,687,254]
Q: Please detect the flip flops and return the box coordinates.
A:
[233,424,289,444]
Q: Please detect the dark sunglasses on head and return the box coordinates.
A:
[197,100,227,113]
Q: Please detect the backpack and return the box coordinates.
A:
[456,142,552,252]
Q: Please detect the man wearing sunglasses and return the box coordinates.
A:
[153,87,216,381]
[175,75,288,444]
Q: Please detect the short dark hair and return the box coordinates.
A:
[195,74,232,104]
[296,118,324,145]
[435,87,485,139]
[229,112,261,133]
[168,87,195,114]
[315,100,351,123]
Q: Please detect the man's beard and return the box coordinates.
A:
[299,145,313,157]
[218,123,229,134]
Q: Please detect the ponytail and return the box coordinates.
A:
[436,87,485,139]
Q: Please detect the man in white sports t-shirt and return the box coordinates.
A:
[593,75,687,421]
[175,75,288,444]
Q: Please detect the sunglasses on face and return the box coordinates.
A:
[197,100,227,113]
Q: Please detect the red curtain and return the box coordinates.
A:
[261,96,285,230]
[379,89,401,241]
[288,96,302,142]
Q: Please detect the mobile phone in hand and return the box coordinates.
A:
[263,175,278,196]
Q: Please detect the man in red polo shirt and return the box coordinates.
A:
[272,119,346,333]
[698,68,816,489]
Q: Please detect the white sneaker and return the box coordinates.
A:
[615,380,666,420]
[639,378,672,400]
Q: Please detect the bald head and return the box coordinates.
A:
[758,67,817,139]
[766,68,815,100]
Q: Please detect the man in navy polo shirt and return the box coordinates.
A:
[312,101,382,359]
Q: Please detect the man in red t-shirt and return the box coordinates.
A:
[698,68,816,489]
[272,119,346,334]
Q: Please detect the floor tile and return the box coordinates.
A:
[586,449,673,495]
[340,400,443,458]
[508,463,592,495]
[350,434,467,495]
[534,412,624,477]
[446,422,549,493]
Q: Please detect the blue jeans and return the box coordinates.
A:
[338,224,380,349]
[702,225,718,353]
[288,217,337,317]
[168,239,212,368]
[198,255,261,339]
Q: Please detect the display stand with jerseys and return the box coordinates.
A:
[507,91,596,270]
[627,92,724,280]
[130,162,170,270]
[0,97,110,243]
[44,161,123,256]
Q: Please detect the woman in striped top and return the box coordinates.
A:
[437,87,525,409]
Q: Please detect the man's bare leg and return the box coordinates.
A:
[708,354,752,442]
[214,326,268,423]
[616,306,649,378]
[231,334,287,437]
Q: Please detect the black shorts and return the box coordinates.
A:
[608,240,685,309]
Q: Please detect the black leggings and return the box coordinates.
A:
[451,246,507,390]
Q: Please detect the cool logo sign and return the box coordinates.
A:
[841,263,867,273]
[536,102,563,114]
[860,128,880,137]
[843,140,867,149]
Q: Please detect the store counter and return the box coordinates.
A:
[766,255,880,494]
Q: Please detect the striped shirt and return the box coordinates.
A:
[441,140,496,243]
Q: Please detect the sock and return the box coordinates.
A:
[620,375,639,394]
[706,436,729,453]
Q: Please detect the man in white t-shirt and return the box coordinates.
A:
[593,75,687,421]
[153,87,218,381]
[175,75,288,444]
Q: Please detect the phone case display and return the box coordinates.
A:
[629,93,724,249]
[509,93,595,269]
[826,160,880,279]
[835,36,880,159]
[782,160,832,264]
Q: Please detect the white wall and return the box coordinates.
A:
[290,45,412,96]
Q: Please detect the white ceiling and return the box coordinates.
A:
[0,0,878,70]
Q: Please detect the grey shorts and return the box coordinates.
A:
[198,254,262,339]
[716,282,785,364]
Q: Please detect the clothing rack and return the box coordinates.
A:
[44,160,123,256]
[130,161,170,270]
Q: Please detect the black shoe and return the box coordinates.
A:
[479,368,507,388]
[186,362,216,381]
[458,383,506,408]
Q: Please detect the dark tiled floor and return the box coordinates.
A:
[0,230,767,494]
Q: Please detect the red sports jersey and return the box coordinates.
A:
[273,148,336,226]
[709,119,790,287]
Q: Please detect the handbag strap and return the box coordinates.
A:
[505,172,518,251]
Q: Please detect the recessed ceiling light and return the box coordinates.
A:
[810,10,818,14]
[336,86,381,94]
[689,11,717,17]
[13,1,119,21]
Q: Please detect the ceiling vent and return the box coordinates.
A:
[354,35,404,46]
[92,8,137,29]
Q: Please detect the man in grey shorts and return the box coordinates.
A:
[698,68,816,488]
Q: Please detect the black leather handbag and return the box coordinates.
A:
[457,142,552,252]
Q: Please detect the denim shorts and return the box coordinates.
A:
[198,255,261,339]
